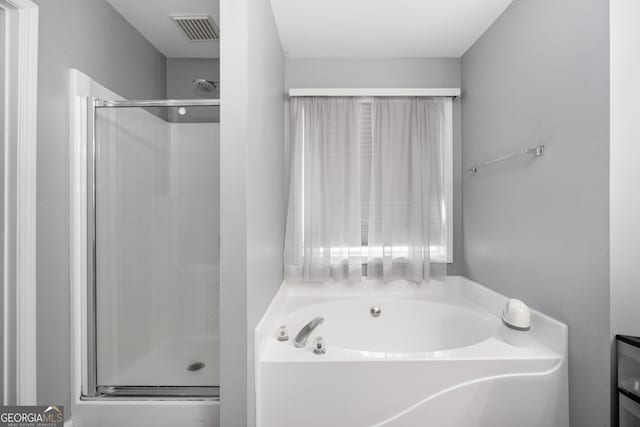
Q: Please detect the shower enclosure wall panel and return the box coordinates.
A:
[160,122,219,387]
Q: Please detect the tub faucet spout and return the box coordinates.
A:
[294,316,324,348]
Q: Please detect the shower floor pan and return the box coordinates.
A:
[92,335,220,399]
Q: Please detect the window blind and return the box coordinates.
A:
[359,101,372,246]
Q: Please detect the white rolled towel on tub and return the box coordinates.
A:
[502,298,531,347]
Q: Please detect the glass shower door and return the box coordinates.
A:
[89,100,219,397]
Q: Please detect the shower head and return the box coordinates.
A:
[193,79,219,93]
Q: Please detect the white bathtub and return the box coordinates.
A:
[255,276,569,427]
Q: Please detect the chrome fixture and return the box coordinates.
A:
[277,325,289,341]
[193,79,219,93]
[95,385,217,398]
[313,336,326,355]
[94,99,220,108]
[467,145,544,173]
[370,306,382,317]
[294,316,324,348]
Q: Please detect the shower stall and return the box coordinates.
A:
[84,98,220,399]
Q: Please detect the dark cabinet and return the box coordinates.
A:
[618,336,640,426]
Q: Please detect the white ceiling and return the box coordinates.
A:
[106,0,220,58]
[270,0,514,58]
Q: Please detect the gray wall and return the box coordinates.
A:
[167,58,220,99]
[245,3,285,426]
[220,0,285,426]
[285,58,463,274]
[286,58,460,88]
[610,3,640,422]
[460,1,609,426]
[33,0,166,415]
[219,0,249,424]
[610,0,640,339]
[166,58,220,122]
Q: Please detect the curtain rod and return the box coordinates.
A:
[288,88,461,97]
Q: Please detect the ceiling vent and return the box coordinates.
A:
[171,15,219,41]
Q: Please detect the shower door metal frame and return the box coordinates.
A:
[84,97,221,400]
[94,98,221,108]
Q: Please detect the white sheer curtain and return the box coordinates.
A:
[366,97,451,282]
[284,97,363,282]
[284,96,451,283]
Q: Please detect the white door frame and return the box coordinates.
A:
[0,0,38,405]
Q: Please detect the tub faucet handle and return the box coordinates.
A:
[313,336,326,355]
[277,325,289,341]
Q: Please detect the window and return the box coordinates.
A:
[285,96,453,282]
[357,98,453,264]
